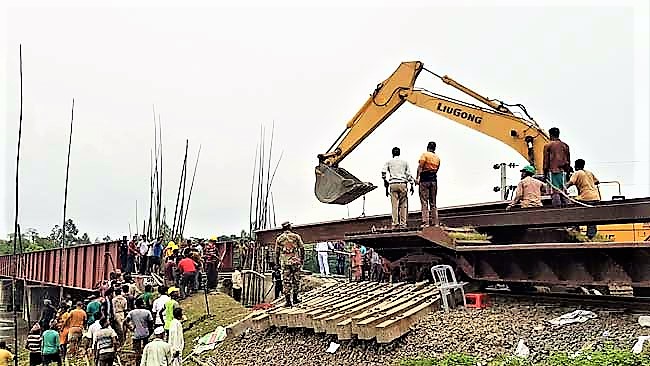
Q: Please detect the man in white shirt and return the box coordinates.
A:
[315,242,331,276]
[151,286,170,327]
[231,267,243,302]
[87,319,102,348]
[381,147,414,228]
[141,327,172,366]
[138,235,150,275]
[167,308,184,366]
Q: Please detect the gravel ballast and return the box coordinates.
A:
[198,298,647,366]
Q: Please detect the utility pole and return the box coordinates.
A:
[493,162,518,200]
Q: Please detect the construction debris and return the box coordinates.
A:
[242,280,445,344]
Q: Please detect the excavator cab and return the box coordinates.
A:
[315,163,376,205]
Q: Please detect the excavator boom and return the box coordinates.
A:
[315,61,550,205]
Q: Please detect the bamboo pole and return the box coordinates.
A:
[59,98,75,302]
[180,145,201,238]
[248,144,258,237]
[172,140,188,239]
[177,142,189,242]
[12,44,24,366]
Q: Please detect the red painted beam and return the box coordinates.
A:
[0,240,123,291]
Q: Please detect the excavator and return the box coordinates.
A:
[315,60,549,205]
[314,61,649,242]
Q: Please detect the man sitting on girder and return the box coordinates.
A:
[507,165,544,210]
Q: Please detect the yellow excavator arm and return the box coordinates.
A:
[315,61,550,205]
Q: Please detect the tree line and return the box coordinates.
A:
[0,218,110,255]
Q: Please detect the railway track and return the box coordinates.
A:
[485,289,650,313]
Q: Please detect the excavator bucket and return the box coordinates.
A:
[315,163,377,205]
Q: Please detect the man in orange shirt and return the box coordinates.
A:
[67,301,87,356]
[416,141,441,227]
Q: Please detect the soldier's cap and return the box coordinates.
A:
[281,221,291,228]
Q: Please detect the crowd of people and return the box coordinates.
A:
[24,274,188,366]
[310,240,393,282]
[119,235,225,297]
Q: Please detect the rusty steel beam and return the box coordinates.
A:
[346,228,650,289]
[255,197,650,244]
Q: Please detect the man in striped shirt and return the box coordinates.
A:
[25,324,42,366]
[382,147,415,228]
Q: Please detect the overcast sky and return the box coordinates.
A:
[2,0,649,241]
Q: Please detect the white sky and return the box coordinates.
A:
[2,0,649,240]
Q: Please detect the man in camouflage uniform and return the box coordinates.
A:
[275,221,305,307]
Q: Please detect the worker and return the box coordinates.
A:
[167,308,184,366]
[66,302,86,357]
[140,327,172,366]
[41,321,61,366]
[567,158,600,238]
[271,264,283,300]
[350,244,362,281]
[275,221,305,307]
[112,288,128,341]
[124,297,153,366]
[381,147,415,228]
[25,323,42,366]
[315,241,331,276]
[56,304,71,360]
[138,234,150,275]
[93,317,118,366]
[127,236,139,274]
[231,266,243,302]
[543,127,571,208]
[0,341,13,366]
[203,238,219,290]
[333,241,345,276]
[507,165,544,210]
[177,254,197,298]
[162,287,181,333]
[416,141,441,227]
[151,286,169,329]
[39,299,57,331]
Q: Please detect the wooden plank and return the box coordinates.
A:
[335,283,428,339]
[322,283,412,335]
[281,282,379,328]
[350,283,433,336]
[375,296,440,343]
[311,283,401,333]
[270,281,361,327]
[355,291,435,340]
[301,282,385,330]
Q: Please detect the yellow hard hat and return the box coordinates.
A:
[210,236,218,241]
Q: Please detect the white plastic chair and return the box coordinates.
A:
[430,264,467,311]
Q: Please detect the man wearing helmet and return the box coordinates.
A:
[507,165,544,210]
[275,222,305,307]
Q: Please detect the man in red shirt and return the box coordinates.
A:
[177,255,197,298]
[127,237,139,274]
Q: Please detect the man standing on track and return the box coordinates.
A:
[416,141,440,227]
[567,158,601,238]
[543,127,571,208]
[382,147,415,229]
[275,221,305,307]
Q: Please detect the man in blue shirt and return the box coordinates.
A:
[148,236,164,275]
